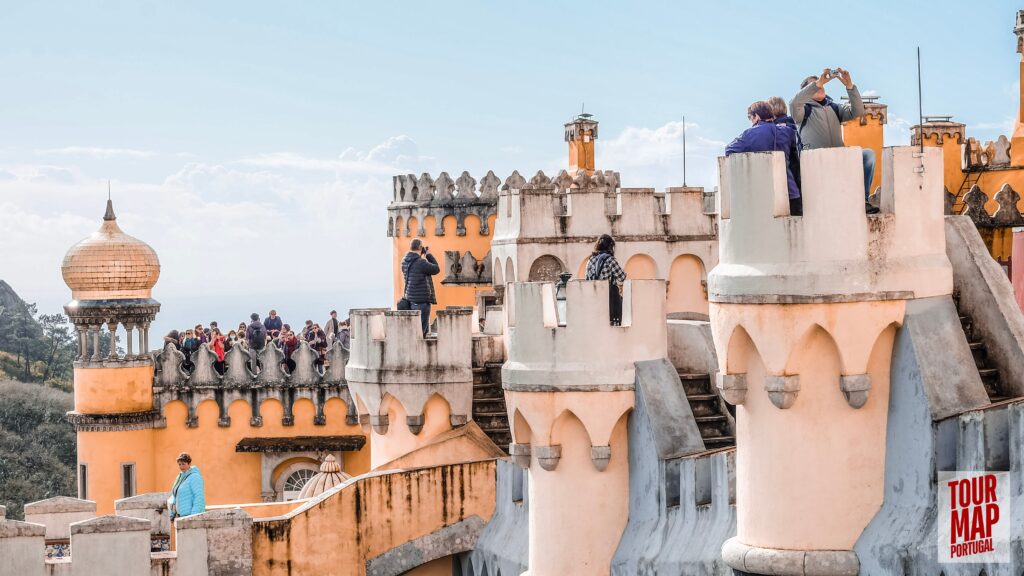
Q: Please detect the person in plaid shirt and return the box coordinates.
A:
[585,234,628,325]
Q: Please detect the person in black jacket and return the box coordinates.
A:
[401,239,440,335]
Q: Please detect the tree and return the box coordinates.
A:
[37,314,76,385]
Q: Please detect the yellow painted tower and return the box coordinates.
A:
[841,96,887,194]
[62,199,163,514]
[565,112,599,176]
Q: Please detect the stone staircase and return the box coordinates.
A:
[678,372,735,450]
[954,291,1009,403]
[473,362,511,450]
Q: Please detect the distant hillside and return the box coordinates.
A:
[0,280,76,389]
[0,380,75,520]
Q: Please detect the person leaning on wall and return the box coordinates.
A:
[585,234,628,326]
[168,452,206,521]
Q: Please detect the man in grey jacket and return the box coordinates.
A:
[791,67,879,214]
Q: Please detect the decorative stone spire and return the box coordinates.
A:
[103,198,116,221]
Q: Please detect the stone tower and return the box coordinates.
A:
[344,307,477,469]
[1012,9,1024,166]
[503,278,667,575]
[61,200,162,515]
[710,146,951,574]
[565,112,599,176]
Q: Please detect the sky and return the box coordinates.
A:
[1,0,1021,342]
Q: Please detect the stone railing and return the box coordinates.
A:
[153,341,356,429]
[0,495,251,576]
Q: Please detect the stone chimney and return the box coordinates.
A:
[565,113,599,175]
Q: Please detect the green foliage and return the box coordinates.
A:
[0,380,76,520]
[0,285,77,390]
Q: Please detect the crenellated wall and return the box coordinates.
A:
[346,307,475,468]
[491,168,717,317]
[388,171,502,318]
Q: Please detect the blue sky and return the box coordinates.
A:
[1,0,1021,340]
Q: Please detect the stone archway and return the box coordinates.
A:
[527,255,566,282]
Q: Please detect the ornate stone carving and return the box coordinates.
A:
[443,250,492,285]
[552,169,573,193]
[529,170,551,186]
[764,375,800,409]
[962,185,992,225]
[716,373,747,405]
[590,445,611,472]
[455,171,477,203]
[535,445,561,471]
[502,170,526,192]
[993,184,1023,226]
[433,172,455,203]
[527,255,565,282]
[478,170,500,201]
[509,443,531,469]
[839,374,871,409]
[992,135,1012,166]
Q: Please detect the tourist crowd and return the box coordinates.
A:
[163,309,350,374]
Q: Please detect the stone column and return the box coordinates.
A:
[90,325,102,362]
[107,321,119,360]
[141,321,151,359]
[0,515,45,576]
[125,323,135,360]
[69,515,151,575]
[77,327,87,360]
[175,508,253,576]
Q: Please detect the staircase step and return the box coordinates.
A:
[704,436,735,448]
[695,415,727,424]
[678,372,712,395]
[687,393,719,402]
[979,368,1000,381]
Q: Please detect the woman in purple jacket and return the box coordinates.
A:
[725,100,802,216]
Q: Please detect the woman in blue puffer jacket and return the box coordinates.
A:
[168,452,206,520]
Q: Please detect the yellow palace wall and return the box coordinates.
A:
[391,214,497,316]
[78,395,370,515]
[74,366,153,413]
[841,116,884,193]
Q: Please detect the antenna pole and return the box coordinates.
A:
[917,47,924,155]
[682,116,688,187]
[108,180,111,200]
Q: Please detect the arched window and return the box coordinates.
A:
[283,468,317,501]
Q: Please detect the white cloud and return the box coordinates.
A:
[35,146,157,159]
[884,116,913,147]
[596,120,726,189]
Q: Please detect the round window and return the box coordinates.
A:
[283,468,317,501]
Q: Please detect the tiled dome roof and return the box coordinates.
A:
[61,200,160,301]
[298,455,351,499]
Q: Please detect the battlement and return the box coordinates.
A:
[346,307,473,384]
[502,280,667,391]
[492,169,715,244]
[710,146,953,303]
[388,171,504,238]
[345,307,474,436]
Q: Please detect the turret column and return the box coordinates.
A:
[711,146,952,574]
[503,279,667,575]
[345,308,474,469]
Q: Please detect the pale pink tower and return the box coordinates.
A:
[503,277,668,575]
[710,145,952,574]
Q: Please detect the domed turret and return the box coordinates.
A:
[62,199,160,301]
[61,199,161,365]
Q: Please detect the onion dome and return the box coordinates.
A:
[298,455,351,499]
[61,200,160,301]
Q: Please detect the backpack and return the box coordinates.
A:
[799,100,843,148]
[397,258,412,310]
[248,323,267,350]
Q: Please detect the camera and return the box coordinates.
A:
[829,68,842,77]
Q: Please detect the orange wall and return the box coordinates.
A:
[252,460,496,576]
[78,395,370,514]
[392,213,497,316]
[842,117,883,193]
[74,366,153,413]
